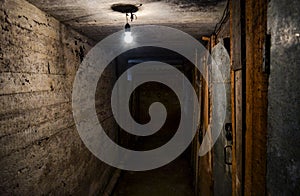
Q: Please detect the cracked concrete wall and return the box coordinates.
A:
[267,0,300,194]
[0,0,117,195]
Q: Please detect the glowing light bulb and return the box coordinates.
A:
[124,31,133,43]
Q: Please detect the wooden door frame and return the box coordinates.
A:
[244,0,268,194]
[230,0,269,195]
[230,0,246,194]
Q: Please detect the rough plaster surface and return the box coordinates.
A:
[25,0,227,41]
[267,0,300,194]
[0,0,117,194]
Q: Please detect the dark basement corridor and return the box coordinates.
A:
[112,82,194,196]
[1,0,299,195]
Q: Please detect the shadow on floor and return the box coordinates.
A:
[112,151,194,196]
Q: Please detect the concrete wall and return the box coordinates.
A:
[267,0,300,194]
[0,0,117,195]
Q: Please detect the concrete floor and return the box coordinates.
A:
[112,114,194,196]
[112,153,194,196]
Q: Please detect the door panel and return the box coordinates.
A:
[211,41,232,196]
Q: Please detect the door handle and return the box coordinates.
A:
[224,145,232,165]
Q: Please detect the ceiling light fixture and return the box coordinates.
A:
[124,22,133,43]
[123,10,139,44]
[111,3,142,44]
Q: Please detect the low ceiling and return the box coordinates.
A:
[27,0,227,41]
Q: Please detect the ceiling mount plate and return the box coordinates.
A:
[111,3,141,13]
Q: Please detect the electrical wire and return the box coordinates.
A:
[213,0,230,35]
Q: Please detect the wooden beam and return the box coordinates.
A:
[244,0,268,194]
[230,0,245,195]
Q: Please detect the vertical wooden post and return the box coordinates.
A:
[231,0,269,194]
[244,0,268,194]
[230,0,245,195]
[195,37,214,196]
